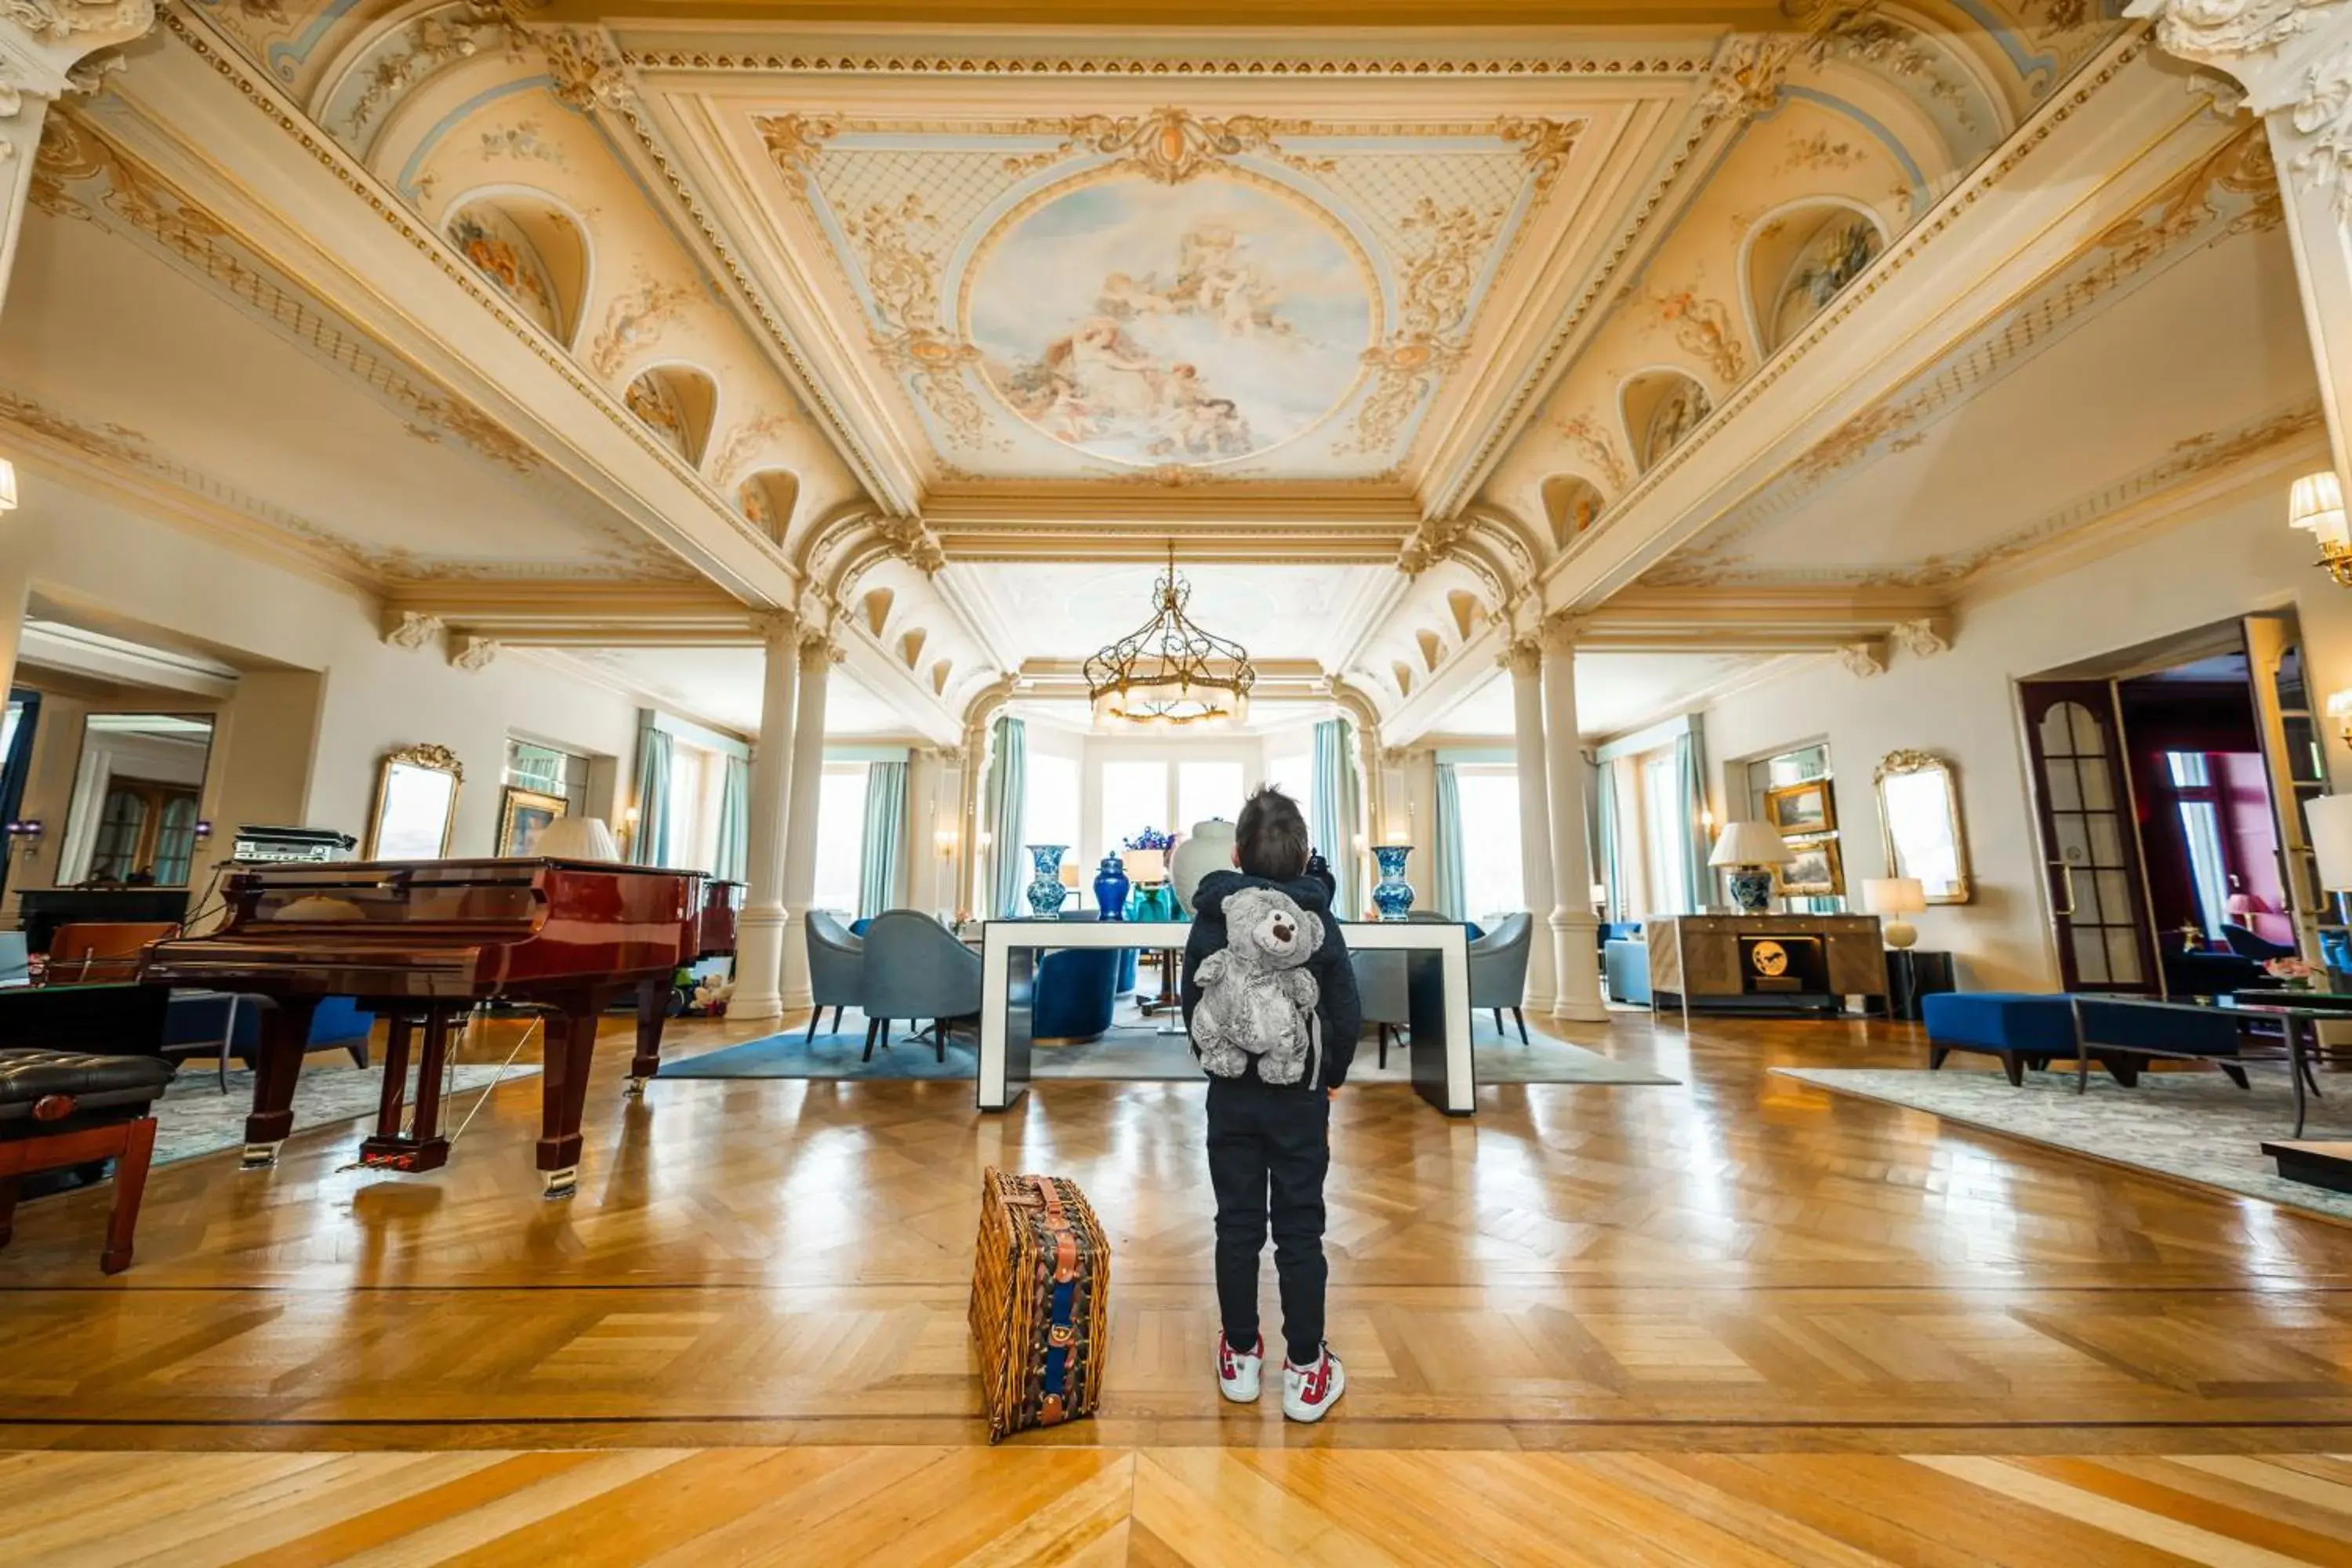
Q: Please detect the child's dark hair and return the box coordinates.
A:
[1236,785,1311,881]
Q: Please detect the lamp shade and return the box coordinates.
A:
[533,816,620,862]
[1708,820,1795,867]
[1121,848,1167,884]
[1862,876,1926,916]
[2310,795,2352,892]
[2292,470,2350,550]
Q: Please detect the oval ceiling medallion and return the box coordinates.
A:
[963,170,1376,468]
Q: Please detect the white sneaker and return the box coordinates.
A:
[1218,1332,1263,1403]
[1283,1345,1345,1423]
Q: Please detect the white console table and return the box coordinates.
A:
[977,919,1474,1116]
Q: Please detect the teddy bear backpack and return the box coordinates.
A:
[1190,886,1324,1087]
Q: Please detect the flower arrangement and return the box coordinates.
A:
[2266,956,2317,989]
[1123,826,1177,852]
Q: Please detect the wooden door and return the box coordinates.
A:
[2020,681,2157,993]
[2243,615,2326,959]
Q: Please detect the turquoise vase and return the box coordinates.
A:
[1127,883,1179,924]
[1371,844,1415,921]
[1025,844,1068,917]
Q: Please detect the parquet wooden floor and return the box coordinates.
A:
[7,1008,2352,1559]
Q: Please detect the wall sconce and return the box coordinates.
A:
[0,458,16,514]
[2329,690,2352,750]
[977,829,993,850]
[935,827,958,855]
[2292,470,2352,586]
[193,819,212,843]
[5,819,42,860]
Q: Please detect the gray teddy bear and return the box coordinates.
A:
[1190,885,1323,1086]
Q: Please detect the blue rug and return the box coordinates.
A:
[659,1007,1672,1086]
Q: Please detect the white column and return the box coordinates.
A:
[730,614,798,1022]
[2135,3,2352,499]
[1502,638,1558,1011]
[0,5,159,315]
[778,631,835,1011]
[1539,619,1606,1023]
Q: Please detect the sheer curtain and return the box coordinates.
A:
[1432,761,1467,920]
[713,754,750,882]
[985,716,1027,917]
[858,760,907,917]
[631,724,673,867]
[1310,718,1361,918]
[1595,757,1623,922]
[1675,730,1711,912]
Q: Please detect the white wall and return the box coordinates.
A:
[1693,474,2352,992]
[2,470,641,888]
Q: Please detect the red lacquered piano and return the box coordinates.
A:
[694,878,745,962]
[141,857,700,1198]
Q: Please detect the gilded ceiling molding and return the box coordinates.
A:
[1014,107,1322,184]
[151,8,815,583]
[448,633,501,671]
[383,610,444,649]
[619,48,1711,79]
[537,24,633,114]
[1496,117,1582,194]
[1695,35,1796,124]
[1838,640,1889,677]
[1890,617,1953,657]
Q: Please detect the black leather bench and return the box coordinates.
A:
[0,1049,175,1273]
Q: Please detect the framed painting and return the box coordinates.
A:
[1764,779,1836,837]
[497,786,566,858]
[1776,837,1844,898]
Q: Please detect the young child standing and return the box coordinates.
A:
[1180,786,1360,1422]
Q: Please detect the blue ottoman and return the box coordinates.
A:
[1922,992,2245,1087]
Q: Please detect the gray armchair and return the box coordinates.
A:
[1468,912,1534,1044]
[858,909,982,1063]
[1349,949,1409,1069]
[804,909,864,1044]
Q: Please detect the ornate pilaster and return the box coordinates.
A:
[778,629,839,1010]
[1499,636,1558,1011]
[2133,0,2352,492]
[0,0,155,313]
[1537,615,1607,1024]
[731,611,799,1021]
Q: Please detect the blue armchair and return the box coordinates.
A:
[1034,947,1123,1044]
[1468,912,1534,1044]
[859,910,982,1062]
[163,993,375,1092]
[1349,949,1407,1068]
[1603,934,1650,1007]
[804,909,864,1043]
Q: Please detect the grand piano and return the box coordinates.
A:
[142,857,699,1197]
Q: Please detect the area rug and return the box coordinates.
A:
[1777,1065,2352,1223]
[154,1062,539,1167]
[662,1007,1673,1087]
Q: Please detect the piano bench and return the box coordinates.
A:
[0,1050,174,1274]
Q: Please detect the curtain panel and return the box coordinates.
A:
[1310,718,1362,919]
[985,715,1027,918]
[1675,731,1711,913]
[631,724,673,868]
[859,760,908,918]
[1432,761,1467,920]
[1595,756,1623,922]
[713,754,750,883]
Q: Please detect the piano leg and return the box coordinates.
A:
[626,978,666,1098]
[241,996,320,1170]
[359,1010,452,1174]
[537,995,602,1199]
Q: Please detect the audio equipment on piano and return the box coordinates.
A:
[228,826,357,864]
[142,857,700,1197]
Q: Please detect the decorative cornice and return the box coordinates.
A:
[1890,617,1952,657]
[449,633,501,672]
[620,47,1711,78]
[1839,640,1888,677]
[383,610,443,650]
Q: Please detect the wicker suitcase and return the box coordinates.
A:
[969,1167,1111,1443]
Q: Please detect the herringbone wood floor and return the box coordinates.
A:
[8,1008,2352,1561]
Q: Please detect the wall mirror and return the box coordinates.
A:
[1875,750,1970,904]
[56,713,216,887]
[368,743,464,859]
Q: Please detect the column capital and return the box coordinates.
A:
[749,608,797,644]
[2131,0,2352,203]
[1,0,154,101]
[797,629,842,670]
[1537,611,1583,657]
[1496,636,1543,678]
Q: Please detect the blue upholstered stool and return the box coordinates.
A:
[1922,992,2244,1087]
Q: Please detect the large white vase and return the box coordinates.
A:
[1171,819,1236,913]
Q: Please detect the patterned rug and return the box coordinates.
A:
[152,1061,539,1167]
[662,1007,1673,1087]
[1777,1064,2352,1222]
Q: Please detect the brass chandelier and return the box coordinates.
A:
[1084,545,1256,728]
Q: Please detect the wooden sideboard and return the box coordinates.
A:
[1643,913,1888,1019]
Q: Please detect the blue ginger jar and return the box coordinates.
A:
[1092,853,1130,921]
[1371,844,1415,921]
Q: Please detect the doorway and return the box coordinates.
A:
[2019,612,2325,996]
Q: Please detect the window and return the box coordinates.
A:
[504,738,589,813]
[1099,760,1170,859]
[1640,752,1682,916]
[1025,753,1082,860]
[666,742,712,873]
[810,760,869,916]
[1263,751,1312,815]
[1454,766,1522,917]
[1178,760,1247,833]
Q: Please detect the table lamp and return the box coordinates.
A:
[1708,821,1795,914]
[1120,847,1167,887]
[1863,876,1926,949]
[533,817,620,862]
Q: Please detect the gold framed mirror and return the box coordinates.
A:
[1875,750,1969,904]
[368,743,463,859]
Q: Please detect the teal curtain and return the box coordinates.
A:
[1310,718,1360,919]
[1675,730,1710,913]
[858,760,907,918]
[713,754,750,882]
[985,715,1027,917]
[631,724,673,867]
[1595,757,1624,922]
[1432,761,1467,920]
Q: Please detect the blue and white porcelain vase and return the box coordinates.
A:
[1725,866,1773,915]
[1370,844,1415,921]
[1092,853,1130,921]
[1025,844,1068,917]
